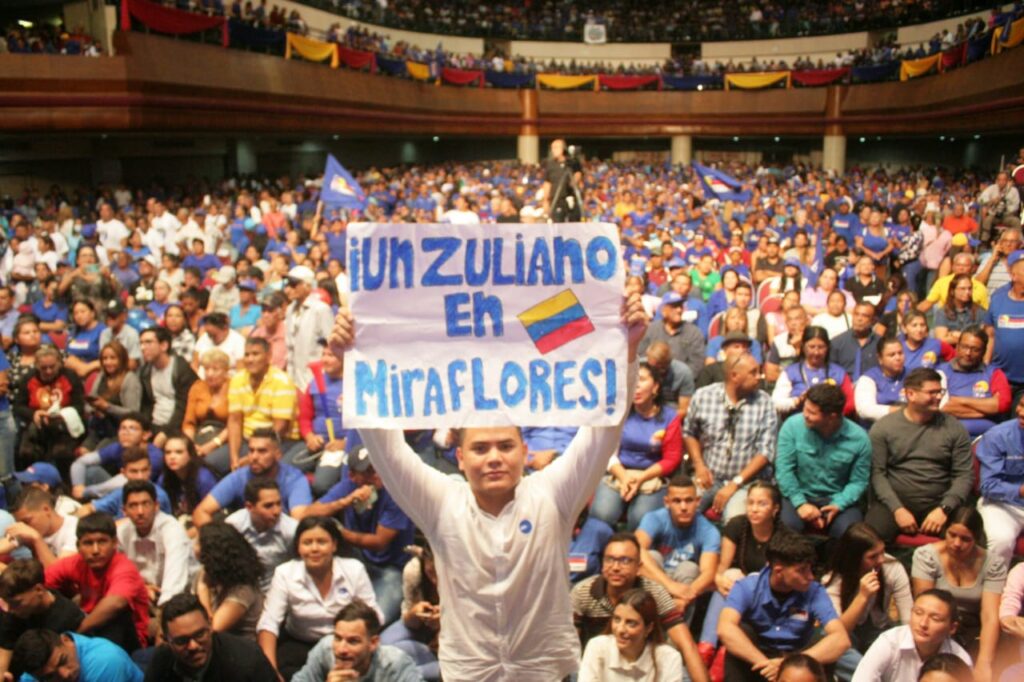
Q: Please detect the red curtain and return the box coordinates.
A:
[941,43,967,71]
[121,0,228,47]
[790,67,849,87]
[338,45,376,72]
[598,74,661,90]
[441,67,484,87]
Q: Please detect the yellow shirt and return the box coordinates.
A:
[228,367,299,439]
[925,275,989,309]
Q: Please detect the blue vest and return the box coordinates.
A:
[863,366,906,405]
[902,336,943,370]
[784,361,849,397]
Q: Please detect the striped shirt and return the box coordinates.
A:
[571,575,683,648]
[683,383,777,480]
[228,366,299,439]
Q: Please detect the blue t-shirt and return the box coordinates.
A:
[66,324,107,362]
[31,299,67,325]
[92,484,172,519]
[229,303,262,330]
[984,286,1024,383]
[618,406,678,471]
[210,463,312,513]
[157,466,218,511]
[724,569,839,652]
[901,335,943,371]
[319,466,415,568]
[182,253,222,274]
[638,509,721,571]
[21,632,143,682]
[98,443,164,479]
[862,366,905,405]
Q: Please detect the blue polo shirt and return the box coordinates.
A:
[20,632,142,682]
[862,366,906,406]
[937,361,1006,437]
[724,569,839,652]
[901,335,943,371]
[210,463,312,513]
[31,299,67,326]
[319,465,415,568]
[984,285,1024,383]
[98,443,165,479]
[92,484,172,520]
[638,509,721,571]
[66,324,106,363]
[977,417,1024,506]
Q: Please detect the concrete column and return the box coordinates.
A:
[235,139,258,175]
[518,88,540,165]
[670,134,693,166]
[822,135,846,175]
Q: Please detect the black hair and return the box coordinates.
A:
[122,445,151,467]
[161,433,205,514]
[11,629,62,677]
[766,532,816,567]
[334,598,382,637]
[827,523,886,613]
[119,411,150,431]
[0,559,45,601]
[76,512,116,540]
[918,652,972,681]
[244,478,281,505]
[245,336,270,353]
[904,367,942,390]
[198,522,263,593]
[141,325,172,348]
[805,383,845,416]
[736,481,782,573]
[160,592,209,633]
[941,506,987,546]
[876,334,903,356]
[916,588,959,624]
[635,362,664,408]
[203,312,229,329]
[121,479,157,505]
[778,653,826,681]
[603,531,641,556]
[798,325,832,362]
[10,487,54,514]
[957,323,988,349]
[293,516,343,557]
[666,472,695,490]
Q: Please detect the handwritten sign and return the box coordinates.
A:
[342,222,627,428]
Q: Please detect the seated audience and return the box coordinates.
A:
[7,487,78,567]
[181,348,231,474]
[933,274,983,346]
[976,394,1024,567]
[11,628,142,682]
[138,326,198,438]
[225,479,298,592]
[76,447,173,520]
[156,433,217,518]
[116,479,191,607]
[13,345,85,478]
[193,521,265,640]
[380,544,441,680]
[772,326,854,417]
[937,325,1010,438]
[829,303,881,382]
[854,336,907,424]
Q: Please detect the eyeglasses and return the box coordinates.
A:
[169,628,210,647]
[603,556,637,567]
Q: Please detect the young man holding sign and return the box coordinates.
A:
[330,292,704,681]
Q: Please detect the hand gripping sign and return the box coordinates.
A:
[342,222,628,428]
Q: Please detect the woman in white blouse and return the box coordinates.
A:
[579,588,685,682]
[257,516,381,680]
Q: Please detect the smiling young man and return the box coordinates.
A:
[291,600,420,682]
[144,593,277,682]
[330,293,648,681]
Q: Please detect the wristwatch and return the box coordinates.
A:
[940,504,953,515]
[731,475,744,486]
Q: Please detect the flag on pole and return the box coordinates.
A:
[693,163,752,202]
[321,154,367,209]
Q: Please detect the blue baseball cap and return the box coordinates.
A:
[667,257,687,270]
[1008,250,1024,269]
[661,292,685,306]
[15,462,62,488]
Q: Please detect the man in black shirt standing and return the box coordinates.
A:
[0,559,84,678]
[542,139,582,222]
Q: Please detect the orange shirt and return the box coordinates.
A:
[942,214,978,235]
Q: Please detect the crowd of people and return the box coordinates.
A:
[0,143,1021,681]
[1,22,102,56]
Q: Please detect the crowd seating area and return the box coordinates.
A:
[0,148,1022,680]
[115,0,1024,90]
[1,21,102,55]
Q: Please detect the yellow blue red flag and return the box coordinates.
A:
[322,154,367,209]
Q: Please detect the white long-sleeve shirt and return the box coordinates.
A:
[851,625,970,682]
[358,363,637,682]
[116,511,192,607]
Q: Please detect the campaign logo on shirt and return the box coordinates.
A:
[519,520,533,534]
[922,351,937,368]
[998,314,1024,329]
[973,380,990,398]
[650,429,666,447]
[789,609,809,622]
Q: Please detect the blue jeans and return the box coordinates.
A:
[589,478,666,530]
[780,497,862,539]
[901,260,923,299]
[697,481,750,523]
[699,591,728,645]
[365,563,404,627]
[282,441,342,496]
[380,621,440,681]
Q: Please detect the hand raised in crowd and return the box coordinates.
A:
[622,291,648,362]
[329,302,354,356]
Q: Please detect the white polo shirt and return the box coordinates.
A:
[851,624,971,682]
[358,363,636,682]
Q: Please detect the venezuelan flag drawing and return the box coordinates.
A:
[518,290,595,355]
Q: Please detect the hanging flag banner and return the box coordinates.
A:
[693,162,753,202]
[342,222,627,428]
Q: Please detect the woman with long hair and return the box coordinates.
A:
[826,523,913,680]
[257,516,380,680]
[589,363,682,530]
[158,433,217,518]
[705,267,742,321]
[697,482,792,657]
[933,274,982,347]
[900,310,947,371]
[194,521,264,639]
[705,308,764,365]
[163,304,196,361]
[771,326,854,416]
[911,507,1007,682]
[64,299,106,379]
[579,588,683,681]
[6,316,50,412]
[85,341,141,447]
[380,545,441,681]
